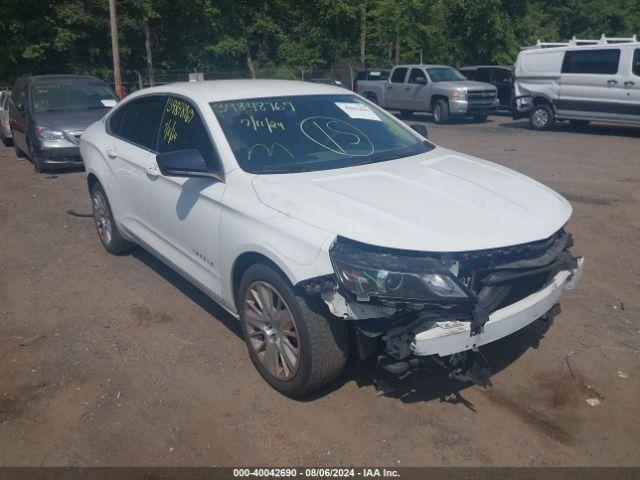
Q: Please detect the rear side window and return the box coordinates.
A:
[390,68,408,83]
[157,96,217,166]
[12,80,26,108]
[475,69,491,82]
[633,49,640,76]
[492,68,512,84]
[562,49,620,74]
[108,95,166,150]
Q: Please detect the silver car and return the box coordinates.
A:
[0,90,11,145]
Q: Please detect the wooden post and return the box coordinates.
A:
[108,0,122,98]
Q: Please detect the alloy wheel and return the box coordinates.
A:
[92,191,113,246]
[243,281,300,381]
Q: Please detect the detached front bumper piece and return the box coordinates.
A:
[412,257,584,357]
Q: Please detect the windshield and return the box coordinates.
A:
[31,81,118,113]
[211,94,433,174]
[426,67,467,82]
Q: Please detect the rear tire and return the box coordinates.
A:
[238,263,348,397]
[90,182,136,255]
[529,103,555,131]
[433,99,450,124]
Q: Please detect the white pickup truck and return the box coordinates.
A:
[356,64,499,123]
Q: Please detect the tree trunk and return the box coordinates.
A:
[107,0,121,97]
[394,34,400,65]
[246,47,256,79]
[143,17,155,87]
[359,0,367,70]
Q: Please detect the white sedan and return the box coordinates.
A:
[80,80,584,396]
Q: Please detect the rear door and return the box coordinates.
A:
[558,48,623,120]
[617,46,640,123]
[386,67,408,109]
[104,94,167,244]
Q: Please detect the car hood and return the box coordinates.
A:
[251,148,572,252]
[436,80,496,91]
[32,109,110,133]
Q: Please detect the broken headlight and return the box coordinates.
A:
[329,237,471,303]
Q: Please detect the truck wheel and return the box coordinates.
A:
[90,182,136,255]
[433,100,449,124]
[529,104,555,131]
[238,263,348,397]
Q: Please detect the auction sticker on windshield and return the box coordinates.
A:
[334,102,381,121]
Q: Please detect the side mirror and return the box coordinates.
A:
[156,149,221,181]
[415,77,427,85]
[410,123,428,138]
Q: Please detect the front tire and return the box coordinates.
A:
[529,103,555,131]
[433,99,450,124]
[238,263,348,397]
[26,136,43,173]
[90,182,136,255]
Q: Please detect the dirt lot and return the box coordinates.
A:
[0,114,639,467]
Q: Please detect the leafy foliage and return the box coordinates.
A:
[0,0,638,85]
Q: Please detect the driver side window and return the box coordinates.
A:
[408,68,427,84]
[156,96,219,170]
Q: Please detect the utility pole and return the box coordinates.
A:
[108,0,122,98]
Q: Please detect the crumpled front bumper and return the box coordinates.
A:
[411,257,584,357]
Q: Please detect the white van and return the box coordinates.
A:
[513,35,640,130]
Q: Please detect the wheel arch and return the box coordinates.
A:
[430,94,448,110]
[231,251,296,312]
[532,95,555,111]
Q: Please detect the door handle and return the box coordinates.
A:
[607,79,618,85]
[146,163,160,177]
[624,80,635,87]
[106,147,117,159]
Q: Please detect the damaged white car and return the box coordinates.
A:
[80,80,584,396]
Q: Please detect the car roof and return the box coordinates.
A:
[397,64,454,69]
[23,74,106,84]
[128,79,350,103]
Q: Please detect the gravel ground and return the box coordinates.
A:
[0,114,639,467]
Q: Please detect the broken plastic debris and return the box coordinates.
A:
[586,398,602,407]
[617,371,628,379]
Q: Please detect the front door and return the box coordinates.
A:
[146,95,226,299]
[617,47,640,123]
[403,68,429,111]
[558,47,623,120]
